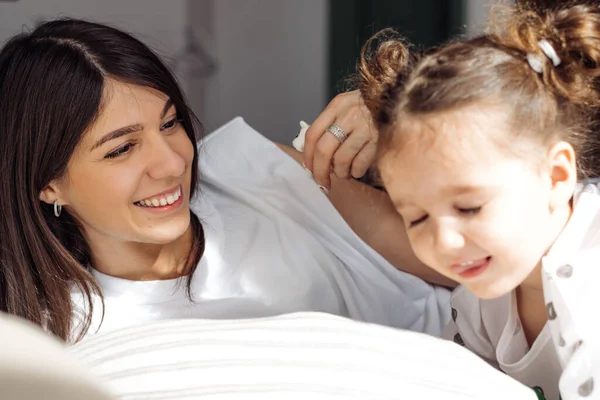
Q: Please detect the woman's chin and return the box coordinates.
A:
[138,215,192,245]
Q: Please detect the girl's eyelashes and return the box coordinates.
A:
[457,206,482,215]
[409,214,428,228]
[407,205,483,228]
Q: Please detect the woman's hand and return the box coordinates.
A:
[303,90,378,192]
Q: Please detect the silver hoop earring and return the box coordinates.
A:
[54,200,62,217]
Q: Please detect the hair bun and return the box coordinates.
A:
[357,29,413,128]
[494,3,600,107]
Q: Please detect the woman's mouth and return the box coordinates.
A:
[450,256,491,279]
[134,186,183,211]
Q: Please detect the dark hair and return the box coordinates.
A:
[0,19,205,341]
[359,3,600,179]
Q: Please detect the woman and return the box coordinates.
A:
[0,18,451,342]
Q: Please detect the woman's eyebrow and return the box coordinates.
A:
[91,124,143,151]
[91,99,174,151]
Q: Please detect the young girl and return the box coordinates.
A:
[359,3,600,400]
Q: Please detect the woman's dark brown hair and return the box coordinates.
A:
[0,19,205,341]
[359,2,600,178]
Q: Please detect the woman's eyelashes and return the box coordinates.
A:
[160,116,182,131]
[104,117,182,159]
[105,142,136,159]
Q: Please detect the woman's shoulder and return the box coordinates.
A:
[198,117,277,162]
[195,117,292,185]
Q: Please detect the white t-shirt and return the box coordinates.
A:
[444,183,600,400]
[71,117,451,340]
[444,287,561,400]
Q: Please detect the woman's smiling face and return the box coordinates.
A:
[43,80,195,249]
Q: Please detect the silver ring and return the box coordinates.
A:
[327,124,347,143]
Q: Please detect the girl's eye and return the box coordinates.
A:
[457,206,481,215]
[409,214,428,228]
[105,143,135,159]
[161,117,182,131]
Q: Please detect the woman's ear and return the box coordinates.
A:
[39,182,63,206]
[546,141,577,212]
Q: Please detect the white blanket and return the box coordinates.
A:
[69,312,536,400]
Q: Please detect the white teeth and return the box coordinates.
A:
[136,187,182,208]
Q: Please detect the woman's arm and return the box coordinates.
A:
[275,143,457,288]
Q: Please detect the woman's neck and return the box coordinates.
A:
[86,226,194,281]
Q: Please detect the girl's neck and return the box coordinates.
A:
[87,226,194,281]
[515,285,547,347]
[520,197,573,291]
[516,198,573,345]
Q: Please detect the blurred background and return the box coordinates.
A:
[0,0,541,142]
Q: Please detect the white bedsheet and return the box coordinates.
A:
[69,312,535,400]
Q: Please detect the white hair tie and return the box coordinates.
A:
[527,39,561,74]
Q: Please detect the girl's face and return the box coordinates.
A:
[379,105,576,299]
[41,80,195,252]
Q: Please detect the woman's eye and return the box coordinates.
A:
[409,215,428,228]
[105,143,135,159]
[457,206,481,215]
[161,117,182,131]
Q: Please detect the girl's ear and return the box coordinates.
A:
[546,141,577,212]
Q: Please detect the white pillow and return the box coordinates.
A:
[69,312,536,400]
[0,312,113,400]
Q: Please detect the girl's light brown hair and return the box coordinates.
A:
[359,2,600,178]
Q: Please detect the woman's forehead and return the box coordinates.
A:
[58,82,173,163]
[101,81,169,113]
[85,82,170,135]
